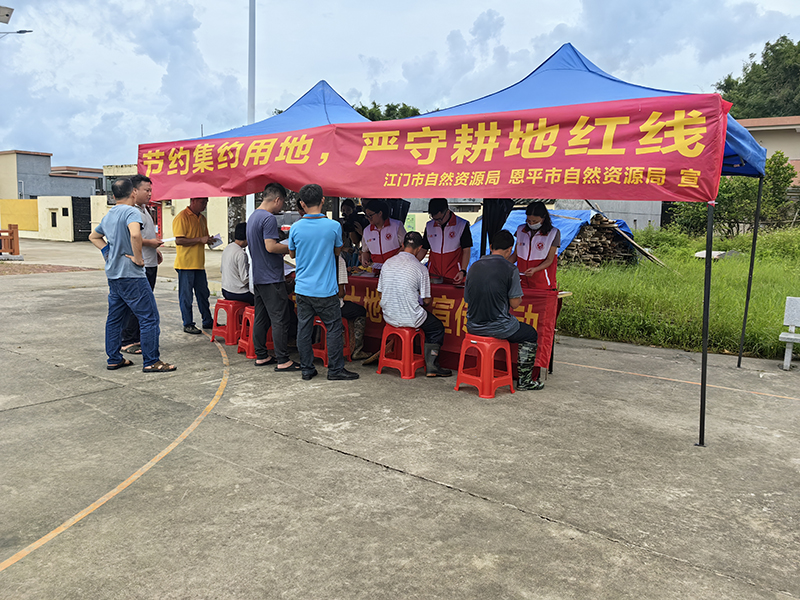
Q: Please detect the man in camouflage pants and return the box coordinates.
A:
[463,229,543,391]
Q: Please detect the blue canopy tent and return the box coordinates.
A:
[200,80,368,218]
[201,80,369,140]
[422,44,768,446]
[420,43,765,178]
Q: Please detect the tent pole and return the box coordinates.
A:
[698,201,715,447]
[480,200,487,257]
[737,176,764,368]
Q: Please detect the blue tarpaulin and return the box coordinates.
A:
[468,209,633,268]
[420,43,765,178]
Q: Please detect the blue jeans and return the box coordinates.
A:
[121,266,158,346]
[177,269,212,328]
[296,294,344,375]
[106,277,161,367]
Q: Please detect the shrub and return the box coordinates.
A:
[634,224,692,250]
[714,226,800,260]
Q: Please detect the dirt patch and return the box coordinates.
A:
[0,262,100,276]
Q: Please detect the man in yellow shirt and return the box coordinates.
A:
[173,197,213,334]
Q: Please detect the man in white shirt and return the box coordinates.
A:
[220,222,254,305]
[377,231,451,377]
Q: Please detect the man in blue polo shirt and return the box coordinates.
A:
[89,178,175,373]
[288,184,359,382]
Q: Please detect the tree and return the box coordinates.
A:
[668,151,797,236]
[761,150,798,223]
[354,101,421,121]
[715,36,800,119]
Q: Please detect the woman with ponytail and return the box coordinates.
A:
[515,202,560,290]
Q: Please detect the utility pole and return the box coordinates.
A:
[246,0,256,217]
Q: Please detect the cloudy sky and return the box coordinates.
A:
[1,0,799,168]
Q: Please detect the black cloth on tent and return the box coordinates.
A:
[479,199,515,255]
[385,199,411,225]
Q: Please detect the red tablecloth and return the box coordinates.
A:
[344,276,559,371]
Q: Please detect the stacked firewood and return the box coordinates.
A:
[559,214,635,266]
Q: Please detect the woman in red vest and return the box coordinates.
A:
[360,199,405,271]
[515,202,560,290]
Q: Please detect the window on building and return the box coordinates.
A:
[62,207,69,217]
[18,180,24,199]
[51,211,57,227]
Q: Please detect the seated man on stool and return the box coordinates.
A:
[376,231,451,377]
[464,230,544,390]
[220,222,254,305]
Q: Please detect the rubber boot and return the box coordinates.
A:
[362,338,392,366]
[424,343,452,377]
[516,341,544,390]
[350,317,370,360]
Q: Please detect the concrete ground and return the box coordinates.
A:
[1,238,799,599]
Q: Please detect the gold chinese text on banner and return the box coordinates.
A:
[139,94,729,204]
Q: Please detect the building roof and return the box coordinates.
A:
[51,166,103,174]
[736,116,800,130]
[0,149,53,157]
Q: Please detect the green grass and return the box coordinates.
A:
[557,228,800,359]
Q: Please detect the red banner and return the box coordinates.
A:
[346,277,559,372]
[139,94,729,204]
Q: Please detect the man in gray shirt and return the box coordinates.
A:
[121,174,163,355]
[464,230,544,390]
[246,182,298,371]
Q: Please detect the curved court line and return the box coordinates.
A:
[555,360,800,402]
[0,337,230,573]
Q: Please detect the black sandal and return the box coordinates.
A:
[107,359,134,370]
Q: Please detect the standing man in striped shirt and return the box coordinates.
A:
[377,231,451,377]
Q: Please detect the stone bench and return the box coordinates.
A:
[779,296,800,371]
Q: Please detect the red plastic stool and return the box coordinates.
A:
[311,317,351,366]
[237,306,274,359]
[454,333,515,399]
[210,299,249,345]
[376,324,426,379]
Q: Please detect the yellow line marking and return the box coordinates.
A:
[555,361,800,402]
[0,336,230,572]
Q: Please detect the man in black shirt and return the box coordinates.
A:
[464,230,544,391]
